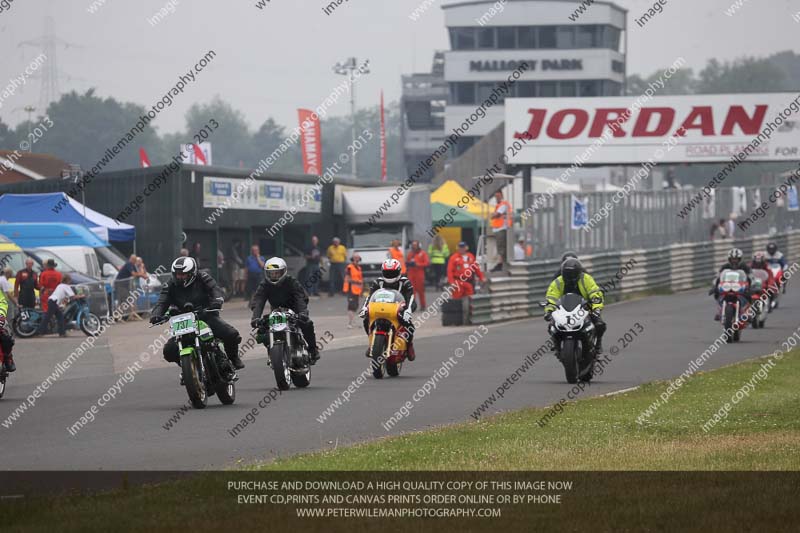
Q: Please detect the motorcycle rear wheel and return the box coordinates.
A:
[215,381,236,405]
[13,315,38,338]
[562,339,579,384]
[181,356,208,409]
[269,344,291,391]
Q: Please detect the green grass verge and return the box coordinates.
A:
[260,349,800,470]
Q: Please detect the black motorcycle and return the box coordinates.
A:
[541,293,597,384]
[255,308,310,391]
[151,304,237,409]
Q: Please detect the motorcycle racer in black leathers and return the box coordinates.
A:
[249,257,320,364]
[151,257,244,369]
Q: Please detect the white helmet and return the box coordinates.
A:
[264,257,287,285]
[171,256,198,288]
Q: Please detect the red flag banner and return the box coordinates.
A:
[192,143,208,165]
[380,91,387,181]
[139,148,151,168]
[298,108,322,175]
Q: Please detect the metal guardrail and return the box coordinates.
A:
[109,273,169,320]
[523,186,800,259]
[468,229,800,325]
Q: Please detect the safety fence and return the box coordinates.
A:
[522,184,800,259]
[108,273,170,320]
[468,229,800,325]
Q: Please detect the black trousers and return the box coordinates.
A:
[296,314,318,353]
[38,300,65,335]
[163,315,241,364]
[0,330,13,359]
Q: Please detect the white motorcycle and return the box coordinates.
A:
[541,293,597,384]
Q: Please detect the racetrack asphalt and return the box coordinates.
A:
[1,287,797,470]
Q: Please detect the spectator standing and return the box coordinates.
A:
[513,236,527,261]
[37,274,80,337]
[189,242,202,263]
[14,258,38,309]
[447,241,485,299]
[428,235,449,289]
[38,259,63,313]
[327,237,347,297]
[230,240,245,297]
[305,235,322,297]
[406,240,430,309]
[726,214,737,240]
[717,218,729,239]
[388,239,406,274]
[115,255,138,320]
[0,267,16,319]
[134,256,150,289]
[245,245,266,301]
[490,190,512,272]
[343,253,363,328]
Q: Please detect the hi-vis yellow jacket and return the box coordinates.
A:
[545,273,604,313]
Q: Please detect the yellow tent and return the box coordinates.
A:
[430,180,492,218]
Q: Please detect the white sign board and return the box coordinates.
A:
[505,93,800,165]
[203,177,322,213]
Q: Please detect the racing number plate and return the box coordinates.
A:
[169,313,196,336]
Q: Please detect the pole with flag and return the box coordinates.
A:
[139,148,151,168]
[380,90,387,182]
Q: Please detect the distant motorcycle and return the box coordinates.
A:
[13,292,101,338]
[717,269,750,343]
[151,304,237,409]
[766,263,784,309]
[365,288,410,379]
[255,308,311,391]
[749,269,770,329]
[541,294,597,384]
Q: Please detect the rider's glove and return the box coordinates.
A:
[402,308,413,323]
[358,307,367,319]
[591,309,602,320]
[543,312,552,322]
[149,315,162,325]
[250,318,260,329]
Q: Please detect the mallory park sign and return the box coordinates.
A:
[469,59,582,72]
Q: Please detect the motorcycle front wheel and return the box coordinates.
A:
[723,304,736,343]
[562,338,580,384]
[371,335,387,379]
[0,372,6,399]
[79,312,102,336]
[181,355,208,409]
[269,344,291,391]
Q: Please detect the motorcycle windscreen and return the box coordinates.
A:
[559,293,584,312]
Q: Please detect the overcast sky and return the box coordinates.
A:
[0,0,797,135]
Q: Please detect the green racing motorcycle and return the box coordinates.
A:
[151,304,237,409]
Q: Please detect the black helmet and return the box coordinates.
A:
[728,248,743,265]
[171,257,198,288]
[767,242,778,255]
[561,258,583,283]
[561,251,579,263]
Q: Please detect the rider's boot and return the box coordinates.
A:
[4,355,16,373]
[229,353,245,370]
[406,341,416,361]
[308,346,320,365]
